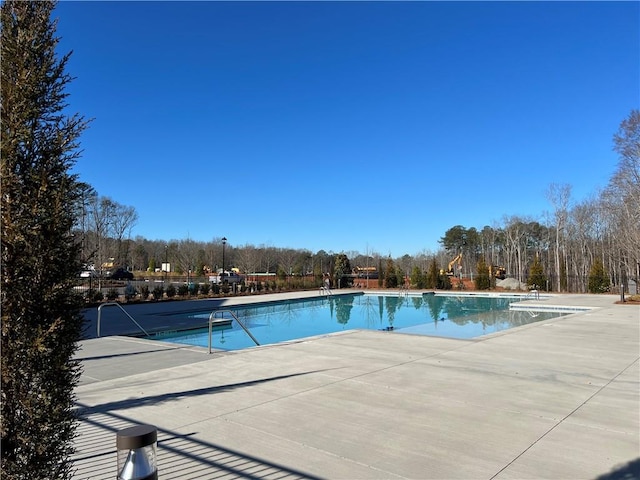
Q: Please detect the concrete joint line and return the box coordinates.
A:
[489,356,640,479]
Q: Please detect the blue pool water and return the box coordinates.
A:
[151,293,568,351]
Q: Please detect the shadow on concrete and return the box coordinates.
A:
[77,369,335,415]
[594,458,640,480]
[73,405,324,479]
[78,346,195,362]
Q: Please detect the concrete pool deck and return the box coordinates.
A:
[73,292,639,479]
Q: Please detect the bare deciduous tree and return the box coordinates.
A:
[546,183,572,292]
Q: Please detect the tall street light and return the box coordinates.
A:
[164,244,168,285]
[222,237,227,282]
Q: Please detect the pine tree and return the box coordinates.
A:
[1,1,89,478]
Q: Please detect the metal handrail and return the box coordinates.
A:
[527,289,540,300]
[319,286,332,296]
[97,302,150,338]
[208,310,260,354]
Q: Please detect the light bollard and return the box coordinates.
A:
[116,424,158,480]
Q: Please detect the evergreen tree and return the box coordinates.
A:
[333,253,351,288]
[385,257,398,288]
[588,258,610,293]
[437,272,452,290]
[396,266,405,287]
[1,1,88,478]
[475,257,491,290]
[527,256,547,290]
[410,265,425,289]
[426,258,439,289]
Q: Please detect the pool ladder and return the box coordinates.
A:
[97,302,150,338]
[208,310,260,354]
[526,289,540,300]
[319,286,333,296]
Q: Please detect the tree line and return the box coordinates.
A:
[76,108,639,294]
[437,109,639,295]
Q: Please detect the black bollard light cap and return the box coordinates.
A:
[116,425,157,450]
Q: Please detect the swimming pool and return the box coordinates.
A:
[151,293,569,351]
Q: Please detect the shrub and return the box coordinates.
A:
[124,283,137,301]
[200,283,210,295]
[189,283,199,295]
[177,284,189,296]
[106,288,119,301]
[166,284,176,298]
[140,284,150,300]
[152,286,164,300]
[86,289,104,303]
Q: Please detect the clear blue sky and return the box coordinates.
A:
[55,1,639,257]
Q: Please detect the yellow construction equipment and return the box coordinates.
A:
[490,265,507,280]
[442,253,463,276]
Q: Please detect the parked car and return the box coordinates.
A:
[79,263,96,278]
[209,271,243,284]
[110,268,134,280]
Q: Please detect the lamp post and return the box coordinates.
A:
[222,237,227,281]
[164,245,168,285]
[116,424,158,480]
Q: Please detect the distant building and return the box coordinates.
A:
[354,266,378,279]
